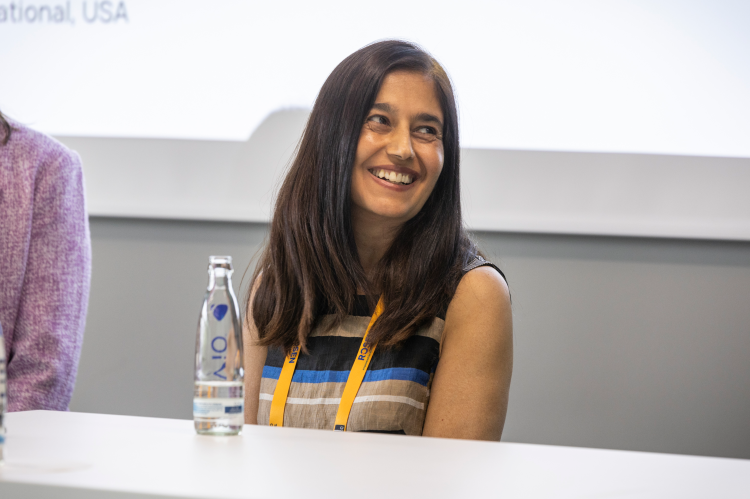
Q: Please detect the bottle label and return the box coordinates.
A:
[193,397,244,419]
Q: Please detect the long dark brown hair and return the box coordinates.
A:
[0,110,11,145]
[249,40,479,353]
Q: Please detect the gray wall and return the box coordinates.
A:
[70,217,750,459]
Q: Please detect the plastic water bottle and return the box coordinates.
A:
[0,324,7,463]
[194,256,244,435]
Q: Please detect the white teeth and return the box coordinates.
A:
[371,169,414,185]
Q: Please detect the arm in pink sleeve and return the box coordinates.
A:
[7,148,91,411]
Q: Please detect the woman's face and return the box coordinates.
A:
[351,71,445,227]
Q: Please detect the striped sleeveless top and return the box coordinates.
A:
[257,256,504,435]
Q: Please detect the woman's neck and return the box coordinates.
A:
[352,208,403,276]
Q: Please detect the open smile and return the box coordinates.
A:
[368,167,417,186]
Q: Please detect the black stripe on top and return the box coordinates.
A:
[265,333,440,375]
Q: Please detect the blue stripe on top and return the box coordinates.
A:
[262,365,430,387]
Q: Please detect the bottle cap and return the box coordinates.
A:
[208,255,233,270]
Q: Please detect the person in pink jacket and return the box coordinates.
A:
[0,111,91,411]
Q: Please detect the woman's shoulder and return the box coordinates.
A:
[430,255,508,324]
[435,255,512,367]
[455,256,509,308]
[461,255,507,285]
[1,119,82,175]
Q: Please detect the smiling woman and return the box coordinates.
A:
[242,40,513,440]
[352,71,445,233]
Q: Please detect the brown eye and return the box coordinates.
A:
[366,114,390,133]
[367,115,389,126]
[415,125,441,141]
[416,126,437,135]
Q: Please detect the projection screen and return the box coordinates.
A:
[1,0,749,240]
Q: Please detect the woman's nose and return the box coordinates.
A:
[386,125,414,161]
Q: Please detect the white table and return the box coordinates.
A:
[0,411,748,498]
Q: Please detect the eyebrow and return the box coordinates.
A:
[372,102,394,113]
[372,103,444,129]
[415,113,443,129]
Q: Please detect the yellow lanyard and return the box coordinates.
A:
[268,297,384,431]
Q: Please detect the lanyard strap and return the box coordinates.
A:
[268,344,300,427]
[268,297,384,431]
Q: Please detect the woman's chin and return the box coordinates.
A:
[355,204,421,226]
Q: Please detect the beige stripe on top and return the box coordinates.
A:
[310,314,445,343]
